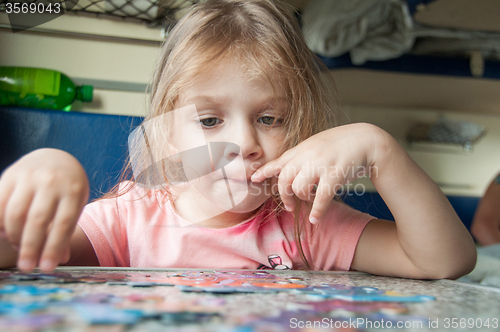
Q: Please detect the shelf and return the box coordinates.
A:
[319,53,500,80]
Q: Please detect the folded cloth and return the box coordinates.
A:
[412,24,500,61]
[302,0,414,65]
[459,243,500,288]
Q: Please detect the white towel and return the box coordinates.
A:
[459,244,500,288]
[302,0,414,65]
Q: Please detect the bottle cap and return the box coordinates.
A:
[76,85,93,102]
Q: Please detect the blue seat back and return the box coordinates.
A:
[0,107,143,201]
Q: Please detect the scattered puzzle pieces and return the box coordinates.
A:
[0,269,437,331]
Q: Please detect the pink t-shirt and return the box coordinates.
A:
[78,182,374,271]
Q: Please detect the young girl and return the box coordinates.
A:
[0,0,476,278]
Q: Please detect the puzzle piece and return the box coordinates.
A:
[0,301,48,315]
[160,311,221,326]
[74,304,153,325]
[0,272,13,280]
[119,297,224,314]
[250,309,427,331]
[71,293,120,304]
[291,284,435,302]
[125,276,174,287]
[0,313,63,329]
[7,272,71,281]
[177,285,281,294]
[305,291,435,302]
[0,285,72,296]
[287,299,408,314]
[5,272,116,285]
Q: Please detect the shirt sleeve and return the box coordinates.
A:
[78,197,130,267]
[303,200,375,271]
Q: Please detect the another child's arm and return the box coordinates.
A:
[252,123,476,279]
[0,148,95,271]
[470,172,500,245]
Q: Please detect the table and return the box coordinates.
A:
[0,267,499,331]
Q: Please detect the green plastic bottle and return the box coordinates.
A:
[0,67,93,111]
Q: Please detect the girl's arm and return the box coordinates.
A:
[470,173,500,245]
[0,149,92,271]
[350,127,476,279]
[63,225,99,266]
[253,123,476,279]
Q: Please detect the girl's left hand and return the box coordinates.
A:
[251,123,386,224]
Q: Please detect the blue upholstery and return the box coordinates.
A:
[0,106,479,230]
[318,53,500,80]
[343,192,480,231]
[0,107,143,202]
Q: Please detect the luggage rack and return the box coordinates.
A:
[0,0,198,29]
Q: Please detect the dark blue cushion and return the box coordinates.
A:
[0,107,143,202]
[343,192,479,231]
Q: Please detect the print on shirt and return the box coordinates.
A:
[257,254,290,270]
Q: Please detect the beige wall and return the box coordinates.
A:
[1,11,499,197]
[1,13,159,116]
[344,106,500,197]
[331,70,500,116]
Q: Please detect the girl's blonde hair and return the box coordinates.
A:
[149,0,339,143]
[117,0,342,270]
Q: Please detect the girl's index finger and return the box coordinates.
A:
[251,160,282,183]
[251,149,295,182]
[308,179,335,224]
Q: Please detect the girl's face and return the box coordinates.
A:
[171,60,287,227]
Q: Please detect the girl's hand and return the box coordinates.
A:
[0,149,89,271]
[251,123,382,223]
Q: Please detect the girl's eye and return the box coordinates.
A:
[200,117,221,128]
[259,116,283,127]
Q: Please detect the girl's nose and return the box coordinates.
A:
[226,123,262,161]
